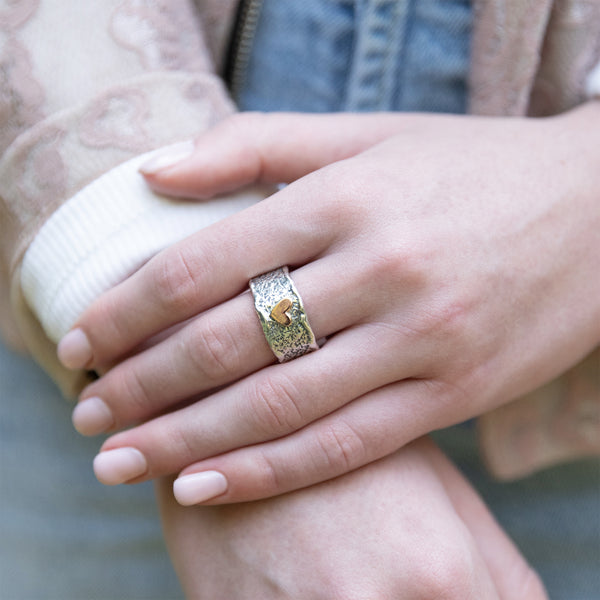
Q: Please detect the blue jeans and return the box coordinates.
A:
[236,1,600,597]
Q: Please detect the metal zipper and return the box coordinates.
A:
[224,0,264,104]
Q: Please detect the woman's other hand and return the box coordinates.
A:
[158,438,547,599]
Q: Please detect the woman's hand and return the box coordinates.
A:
[157,438,547,599]
[59,107,600,500]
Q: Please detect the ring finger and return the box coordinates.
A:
[73,254,377,436]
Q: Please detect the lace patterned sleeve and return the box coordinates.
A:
[0,0,240,396]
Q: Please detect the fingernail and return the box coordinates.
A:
[139,140,195,175]
[72,397,114,436]
[57,328,92,369]
[173,471,228,506]
[93,448,147,485]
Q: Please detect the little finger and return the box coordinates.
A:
[91,327,418,485]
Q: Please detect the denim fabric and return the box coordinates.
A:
[237,2,600,598]
[237,0,472,114]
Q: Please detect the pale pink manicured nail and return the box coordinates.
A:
[93,448,147,485]
[72,397,114,436]
[173,471,228,506]
[139,140,195,175]
[57,328,92,369]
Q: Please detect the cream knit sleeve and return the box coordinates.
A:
[0,0,251,397]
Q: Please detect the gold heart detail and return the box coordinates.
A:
[270,298,293,326]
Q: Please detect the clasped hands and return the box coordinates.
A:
[58,108,599,505]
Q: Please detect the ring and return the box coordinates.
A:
[250,267,319,362]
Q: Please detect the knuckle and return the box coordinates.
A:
[371,244,412,283]
[186,318,242,382]
[351,244,429,318]
[152,247,202,315]
[116,366,154,419]
[417,294,472,342]
[412,543,478,600]
[252,449,282,497]
[308,163,371,227]
[249,375,305,436]
[420,378,469,419]
[162,419,198,467]
[410,297,479,386]
[84,295,128,355]
[366,241,426,294]
[313,421,368,474]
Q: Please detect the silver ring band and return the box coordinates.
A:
[249,267,319,362]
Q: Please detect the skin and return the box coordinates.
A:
[62,105,600,502]
[157,438,548,599]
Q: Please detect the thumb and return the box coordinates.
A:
[139,111,411,199]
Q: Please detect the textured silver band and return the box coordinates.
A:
[249,267,319,362]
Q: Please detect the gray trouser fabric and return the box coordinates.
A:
[0,341,182,600]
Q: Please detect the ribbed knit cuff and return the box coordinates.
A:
[21,145,268,342]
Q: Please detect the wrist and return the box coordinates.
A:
[552,102,600,344]
[555,101,600,162]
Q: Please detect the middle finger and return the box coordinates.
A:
[73,255,372,435]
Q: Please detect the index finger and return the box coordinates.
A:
[57,182,337,369]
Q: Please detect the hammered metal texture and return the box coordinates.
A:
[250,267,318,362]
